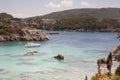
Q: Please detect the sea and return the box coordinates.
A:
[0,32,119,80]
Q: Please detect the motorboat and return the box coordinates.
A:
[25,42,40,48]
[47,32,59,35]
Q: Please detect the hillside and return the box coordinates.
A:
[0,8,120,32]
[0,13,13,21]
[0,13,49,42]
[41,8,120,20]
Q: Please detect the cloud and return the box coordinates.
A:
[47,2,61,8]
[61,0,73,7]
[47,0,73,8]
[81,1,89,7]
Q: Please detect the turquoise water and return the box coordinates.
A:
[0,32,119,80]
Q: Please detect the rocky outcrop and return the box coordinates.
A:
[21,35,33,41]
[54,54,64,60]
[0,34,20,41]
[115,65,120,76]
[40,32,49,41]
[0,36,6,41]
[91,45,120,80]
[0,31,49,42]
[23,51,38,56]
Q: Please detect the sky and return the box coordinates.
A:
[0,0,120,18]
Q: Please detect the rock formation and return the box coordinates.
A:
[54,54,64,60]
[23,51,38,56]
[91,45,120,80]
[97,52,113,75]
[0,28,49,42]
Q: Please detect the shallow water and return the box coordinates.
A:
[0,32,119,80]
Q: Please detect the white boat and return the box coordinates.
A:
[25,42,41,48]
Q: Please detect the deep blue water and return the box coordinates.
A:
[0,32,119,80]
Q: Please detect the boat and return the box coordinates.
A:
[25,42,41,48]
[48,32,59,35]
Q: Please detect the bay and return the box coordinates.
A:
[0,32,119,80]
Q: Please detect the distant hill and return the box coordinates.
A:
[41,8,120,20]
[0,13,13,21]
[0,8,120,32]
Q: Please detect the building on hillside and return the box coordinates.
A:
[42,19,56,24]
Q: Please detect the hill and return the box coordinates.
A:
[41,8,120,20]
[0,13,13,21]
[0,8,120,32]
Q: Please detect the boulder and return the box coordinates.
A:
[23,51,38,56]
[40,32,49,41]
[54,54,64,60]
[0,35,6,41]
[23,35,33,41]
[115,65,120,76]
[112,45,120,54]
[10,34,20,41]
[3,35,11,41]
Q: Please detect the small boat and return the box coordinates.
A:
[25,42,40,48]
[48,32,59,35]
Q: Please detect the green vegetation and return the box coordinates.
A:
[91,74,120,80]
[1,11,120,33]
[0,17,22,35]
[53,17,120,31]
[42,8,120,20]
[0,17,13,34]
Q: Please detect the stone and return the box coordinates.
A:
[54,54,64,60]
[23,51,38,56]
[0,35,6,41]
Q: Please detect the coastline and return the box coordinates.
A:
[0,28,49,42]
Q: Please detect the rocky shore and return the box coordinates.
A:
[0,28,49,42]
[91,45,120,80]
